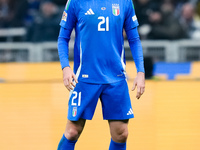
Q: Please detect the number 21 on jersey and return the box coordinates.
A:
[98,16,109,31]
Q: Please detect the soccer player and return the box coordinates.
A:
[57,0,145,149]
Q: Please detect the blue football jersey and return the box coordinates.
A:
[60,0,139,84]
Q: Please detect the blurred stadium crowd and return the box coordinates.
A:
[135,0,200,40]
[0,0,200,63]
[0,0,200,42]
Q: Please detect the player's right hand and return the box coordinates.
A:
[132,72,145,99]
[62,67,78,91]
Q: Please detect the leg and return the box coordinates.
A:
[57,118,86,150]
[100,81,133,149]
[65,118,86,140]
[108,120,129,150]
[58,82,101,149]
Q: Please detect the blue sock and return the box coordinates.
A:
[57,134,77,150]
[109,139,126,150]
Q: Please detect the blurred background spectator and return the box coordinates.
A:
[0,0,28,41]
[25,0,40,27]
[26,1,62,42]
[134,0,200,40]
[147,0,185,39]
[179,2,200,38]
[134,0,160,39]
[0,0,28,28]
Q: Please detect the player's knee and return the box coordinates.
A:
[117,130,128,142]
[65,128,80,141]
[113,128,128,143]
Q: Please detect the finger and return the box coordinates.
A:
[71,81,76,88]
[136,87,141,99]
[136,93,141,99]
[132,82,137,91]
[68,76,73,86]
[141,87,145,95]
[69,85,74,90]
[66,87,71,91]
[73,74,78,83]
[65,84,71,91]
[67,84,73,91]
[64,79,69,88]
[64,78,73,91]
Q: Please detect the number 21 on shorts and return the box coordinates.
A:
[71,91,81,106]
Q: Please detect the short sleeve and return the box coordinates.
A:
[60,0,77,30]
[124,0,139,31]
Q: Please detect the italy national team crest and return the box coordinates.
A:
[72,107,77,117]
[112,4,120,16]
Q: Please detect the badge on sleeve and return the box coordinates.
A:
[62,11,67,22]
[132,15,137,22]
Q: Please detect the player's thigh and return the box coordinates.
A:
[68,81,102,121]
[100,80,134,120]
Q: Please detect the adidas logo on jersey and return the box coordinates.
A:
[85,8,95,15]
[127,108,134,115]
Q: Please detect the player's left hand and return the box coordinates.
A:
[132,72,145,99]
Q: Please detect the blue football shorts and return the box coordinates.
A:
[67,79,134,121]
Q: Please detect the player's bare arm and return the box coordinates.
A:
[132,72,145,99]
[63,67,78,91]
